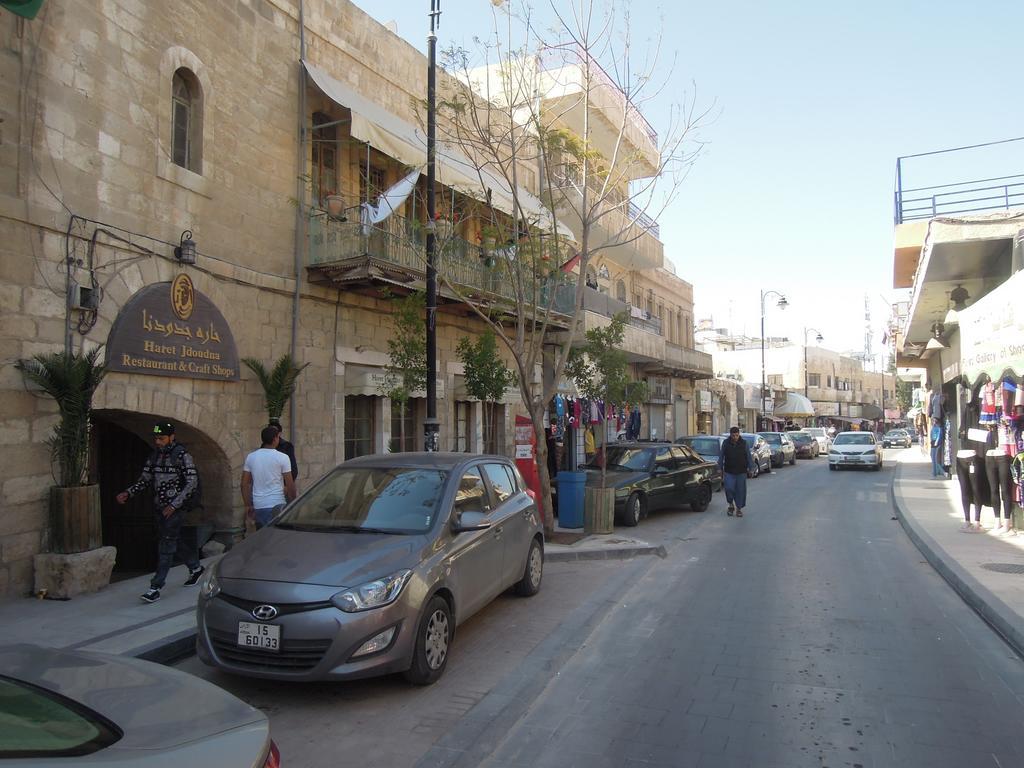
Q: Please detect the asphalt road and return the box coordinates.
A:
[177,452,1024,767]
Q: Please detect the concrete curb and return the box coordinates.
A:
[890,458,1024,660]
[546,543,667,562]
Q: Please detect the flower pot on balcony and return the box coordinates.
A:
[324,194,345,218]
[434,219,453,240]
[482,236,496,252]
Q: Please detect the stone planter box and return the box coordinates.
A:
[34,547,117,599]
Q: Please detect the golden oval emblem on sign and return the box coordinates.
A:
[171,274,195,320]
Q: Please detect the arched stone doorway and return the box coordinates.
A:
[92,409,233,576]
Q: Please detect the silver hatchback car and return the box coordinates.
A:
[197,453,543,684]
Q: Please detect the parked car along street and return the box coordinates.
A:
[803,427,831,454]
[882,429,912,448]
[786,430,819,458]
[828,431,883,471]
[197,453,544,684]
[583,442,718,526]
[674,435,725,491]
[759,431,797,467]
[0,644,278,767]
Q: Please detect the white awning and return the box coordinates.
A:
[303,60,572,239]
[772,392,815,418]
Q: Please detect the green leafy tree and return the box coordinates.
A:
[380,291,427,452]
[565,312,648,487]
[242,354,310,423]
[457,329,518,452]
[16,348,107,487]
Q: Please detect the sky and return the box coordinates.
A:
[349,0,1024,365]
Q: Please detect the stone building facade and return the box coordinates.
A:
[0,0,524,598]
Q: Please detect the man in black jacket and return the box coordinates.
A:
[718,426,754,517]
[268,418,298,481]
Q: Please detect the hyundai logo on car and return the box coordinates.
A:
[252,604,279,621]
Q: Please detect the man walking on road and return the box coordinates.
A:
[116,421,204,603]
[242,426,297,529]
[718,426,754,517]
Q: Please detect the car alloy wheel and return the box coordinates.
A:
[624,492,643,527]
[515,539,543,596]
[404,595,452,685]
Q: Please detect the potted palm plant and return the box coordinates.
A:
[16,348,116,597]
[242,354,310,423]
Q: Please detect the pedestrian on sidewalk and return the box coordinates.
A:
[242,426,297,530]
[718,426,754,517]
[929,418,944,477]
[268,418,298,481]
[116,421,204,604]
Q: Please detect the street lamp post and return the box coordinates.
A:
[803,327,823,399]
[424,0,440,452]
[760,289,788,431]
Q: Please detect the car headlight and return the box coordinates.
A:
[331,570,412,613]
[862,449,877,455]
[200,560,221,600]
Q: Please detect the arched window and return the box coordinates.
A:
[171,69,202,172]
[616,280,626,302]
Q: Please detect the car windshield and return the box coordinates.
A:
[275,467,447,534]
[806,428,825,437]
[759,433,782,444]
[679,437,721,455]
[884,431,903,438]
[0,676,122,757]
[834,434,874,446]
[587,446,654,471]
[787,432,811,444]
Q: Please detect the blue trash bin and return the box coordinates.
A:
[556,471,586,529]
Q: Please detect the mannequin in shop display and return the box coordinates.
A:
[985,422,1016,534]
[956,384,991,532]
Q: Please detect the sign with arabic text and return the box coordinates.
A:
[958,269,1024,386]
[106,276,240,381]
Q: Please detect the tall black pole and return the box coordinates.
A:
[760,292,766,432]
[424,0,440,452]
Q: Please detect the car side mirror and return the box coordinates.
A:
[451,510,492,534]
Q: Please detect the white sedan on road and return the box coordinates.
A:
[828,431,883,471]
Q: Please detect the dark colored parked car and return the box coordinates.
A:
[882,429,912,448]
[197,453,544,684]
[786,430,819,458]
[758,431,797,467]
[583,442,718,526]
[674,435,725,492]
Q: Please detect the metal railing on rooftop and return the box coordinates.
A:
[894,136,1024,224]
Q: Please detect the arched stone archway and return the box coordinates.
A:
[92,407,240,571]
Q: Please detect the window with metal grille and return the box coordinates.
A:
[483,404,505,454]
[454,401,471,452]
[171,69,202,173]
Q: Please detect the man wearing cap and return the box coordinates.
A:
[116,421,204,603]
[718,426,755,518]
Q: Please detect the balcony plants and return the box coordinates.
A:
[16,348,115,597]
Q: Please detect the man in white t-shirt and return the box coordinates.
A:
[242,426,297,529]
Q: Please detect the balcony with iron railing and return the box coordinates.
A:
[549,165,664,271]
[307,211,577,317]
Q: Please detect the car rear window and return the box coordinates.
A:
[276,467,447,533]
[0,676,122,758]
[686,438,721,455]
